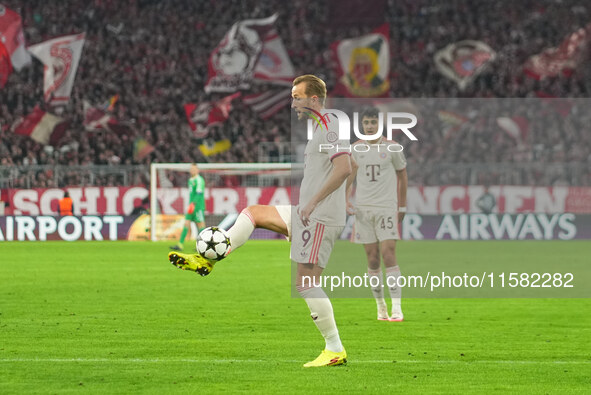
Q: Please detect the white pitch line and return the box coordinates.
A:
[0,358,589,365]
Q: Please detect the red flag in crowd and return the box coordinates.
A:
[0,5,32,72]
[524,24,591,80]
[83,100,112,131]
[0,42,10,87]
[12,106,69,146]
[184,92,241,138]
[243,89,291,119]
[83,100,132,135]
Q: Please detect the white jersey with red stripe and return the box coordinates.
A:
[351,137,406,209]
[299,111,350,226]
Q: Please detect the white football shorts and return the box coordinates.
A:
[290,216,343,268]
[351,208,400,244]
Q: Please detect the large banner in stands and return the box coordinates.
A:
[411,213,589,240]
[352,213,591,240]
[4,186,591,216]
[5,186,292,216]
[0,215,130,241]
[1,214,589,242]
[0,214,187,241]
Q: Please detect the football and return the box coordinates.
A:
[196,226,231,261]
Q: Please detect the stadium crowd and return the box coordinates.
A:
[1,0,590,187]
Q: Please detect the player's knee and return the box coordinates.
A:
[241,207,257,226]
[367,257,380,270]
[244,204,269,218]
[366,249,380,268]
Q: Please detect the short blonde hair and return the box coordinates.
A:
[293,74,327,105]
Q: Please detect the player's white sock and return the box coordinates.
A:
[386,266,402,311]
[226,208,255,252]
[298,286,344,353]
[368,269,386,309]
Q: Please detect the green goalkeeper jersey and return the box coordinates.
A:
[188,174,205,211]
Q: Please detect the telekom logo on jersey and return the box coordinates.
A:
[305,109,418,152]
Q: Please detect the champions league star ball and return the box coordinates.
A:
[196,227,231,261]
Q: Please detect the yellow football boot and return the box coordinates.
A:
[168,251,214,276]
[303,349,347,368]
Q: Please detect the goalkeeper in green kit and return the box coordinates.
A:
[170,163,206,251]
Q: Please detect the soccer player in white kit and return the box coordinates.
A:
[289,74,351,367]
[168,75,352,367]
[346,107,408,322]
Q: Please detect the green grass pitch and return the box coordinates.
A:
[0,240,589,393]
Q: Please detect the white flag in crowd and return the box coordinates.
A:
[496,116,529,145]
[0,5,31,71]
[434,40,496,90]
[243,89,291,119]
[206,14,294,92]
[27,33,86,105]
[253,27,294,85]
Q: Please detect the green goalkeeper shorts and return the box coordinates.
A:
[185,209,205,223]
